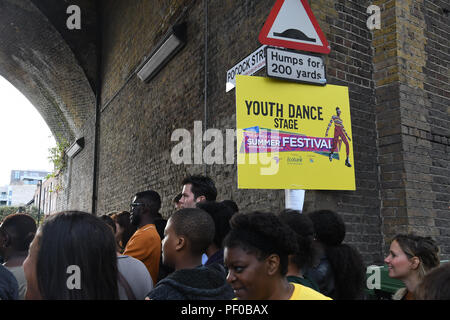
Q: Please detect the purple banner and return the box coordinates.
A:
[243,129,333,153]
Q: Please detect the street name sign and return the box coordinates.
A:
[226,45,267,92]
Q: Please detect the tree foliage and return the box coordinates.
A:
[47,136,69,178]
[0,206,41,224]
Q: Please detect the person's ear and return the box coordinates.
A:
[175,236,186,251]
[195,195,206,203]
[0,231,10,248]
[265,254,281,276]
[410,256,420,270]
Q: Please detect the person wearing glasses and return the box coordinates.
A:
[123,190,162,286]
[384,234,440,300]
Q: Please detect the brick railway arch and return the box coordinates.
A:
[0,0,448,265]
[0,0,98,213]
[0,0,97,144]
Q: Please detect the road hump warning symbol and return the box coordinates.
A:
[259,0,331,54]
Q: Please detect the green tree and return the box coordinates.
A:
[0,206,40,224]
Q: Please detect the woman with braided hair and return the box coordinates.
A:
[223,211,331,300]
[384,234,440,300]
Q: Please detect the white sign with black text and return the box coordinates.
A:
[226,45,267,92]
[266,46,326,85]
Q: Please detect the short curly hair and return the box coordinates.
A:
[0,213,36,251]
[223,211,298,276]
[169,208,215,255]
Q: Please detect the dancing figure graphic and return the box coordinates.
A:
[325,107,352,167]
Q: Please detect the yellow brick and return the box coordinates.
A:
[385,0,396,9]
[387,66,399,75]
[386,33,397,42]
[385,49,398,58]
[373,54,386,64]
[385,16,396,27]
[373,37,386,47]
[376,74,400,86]
[374,29,384,38]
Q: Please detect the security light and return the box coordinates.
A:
[66,137,84,158]
[136,22,187,82]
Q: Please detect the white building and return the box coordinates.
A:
[0,186,8,206]
[32,175,58,216]
[10,170,49,185]
[0,170,50,207]
[0,184,36,206]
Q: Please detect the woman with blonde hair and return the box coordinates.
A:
[384,234,440,300]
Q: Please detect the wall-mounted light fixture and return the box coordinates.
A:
[66,137,85,158]
[136,22,187,82]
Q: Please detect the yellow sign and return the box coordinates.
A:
[236,75,355,190]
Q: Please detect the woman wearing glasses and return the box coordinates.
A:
[384,234,440,300]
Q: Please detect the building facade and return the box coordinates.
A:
[0,170,49,207]
[0,185,36,207]
[9,170,49,185]
[0,186,8,206]
[32,175,58,216]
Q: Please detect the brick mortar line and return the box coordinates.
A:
[422,82,450,95]
[402,133,450,145]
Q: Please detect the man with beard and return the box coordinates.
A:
[123,190,162,285]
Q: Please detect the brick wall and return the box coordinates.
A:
[0,0,97,216]
[373,0,450,260]
[421,0,449,257]
[5,0,448,266]
[96,0,387,264]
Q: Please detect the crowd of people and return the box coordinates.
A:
[0,174,448,300]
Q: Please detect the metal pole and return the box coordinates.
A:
[37,180,42,226]
[203,0,208,177]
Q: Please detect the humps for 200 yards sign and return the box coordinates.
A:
[236,75,355,190]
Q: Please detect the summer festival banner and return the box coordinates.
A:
[236,75,355,190]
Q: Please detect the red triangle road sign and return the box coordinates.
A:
[259,0,331,54]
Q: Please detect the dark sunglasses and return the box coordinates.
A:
[130,202,146,210]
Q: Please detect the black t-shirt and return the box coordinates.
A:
[0,264,19,300]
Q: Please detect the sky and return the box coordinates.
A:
[0,75,56,186]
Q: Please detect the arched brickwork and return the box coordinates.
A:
[0,0,96,143]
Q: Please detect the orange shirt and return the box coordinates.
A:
[123,224,161,285]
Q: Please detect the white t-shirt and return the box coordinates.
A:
[117,255,153,300]
[6,266,26,300]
